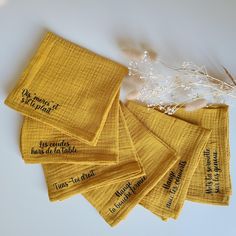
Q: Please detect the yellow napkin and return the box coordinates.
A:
[126,101,211,220]
[5,31,128,145]
[83,103,179,227]
[21,94,120,164]
[174,105,231,205]
[42,108,144,201]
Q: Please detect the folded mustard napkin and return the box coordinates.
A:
[43,108,144,201]
[125,101,211,220]
[5,31,128,145]
[83,103,179,227]
[174,105,231,205]
[21,94,120,164]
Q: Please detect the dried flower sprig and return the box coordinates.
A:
[126,51,236,114]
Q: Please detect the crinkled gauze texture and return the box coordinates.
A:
[174,106,231,205]
[83,103,179,227]
[21,94,120,164]
[42,108,144,202]
[5,31,128,145]
[126,101,211,220]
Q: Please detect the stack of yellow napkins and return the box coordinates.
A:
[5,31,232,227]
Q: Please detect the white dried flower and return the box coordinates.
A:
[126,51,236,114]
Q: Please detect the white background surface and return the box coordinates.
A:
[0,0,236,235]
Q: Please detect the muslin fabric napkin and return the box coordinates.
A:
[125,101,211,220]
[5,31,128,145]
[174,106,231,205]
[83,103,179,227]
[42,108,144,201]
[21,94,120,164]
